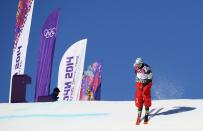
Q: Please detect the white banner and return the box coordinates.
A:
[9,0,34,103]
[57,39,87,101]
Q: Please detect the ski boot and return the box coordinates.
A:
[144,113,149,124]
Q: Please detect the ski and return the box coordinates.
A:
[144,121,149,124]
[135,116,141,125]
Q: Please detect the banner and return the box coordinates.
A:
[9,0,34,103]
[35,9,60,101]
[80,62,102,101]
[57,39,87,101]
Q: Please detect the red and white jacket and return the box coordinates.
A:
[134,63,153,85]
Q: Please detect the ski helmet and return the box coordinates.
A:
[135,57,143,65]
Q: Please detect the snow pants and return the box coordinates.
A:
[135,82,152,109]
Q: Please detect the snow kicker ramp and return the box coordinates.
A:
[0,99,203,131]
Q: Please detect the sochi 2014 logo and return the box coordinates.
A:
[43,27,56,38]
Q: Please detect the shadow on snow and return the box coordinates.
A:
[149,106,196,120]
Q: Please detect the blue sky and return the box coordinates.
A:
[0,0,203,102]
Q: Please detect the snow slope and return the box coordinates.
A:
[0,99,203,131]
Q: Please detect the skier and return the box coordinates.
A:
[133,57,153,125]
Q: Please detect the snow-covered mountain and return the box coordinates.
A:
[0,99,202,131]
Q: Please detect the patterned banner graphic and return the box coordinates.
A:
[80,62,102,101]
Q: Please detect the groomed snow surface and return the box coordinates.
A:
[0,99,203,131]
